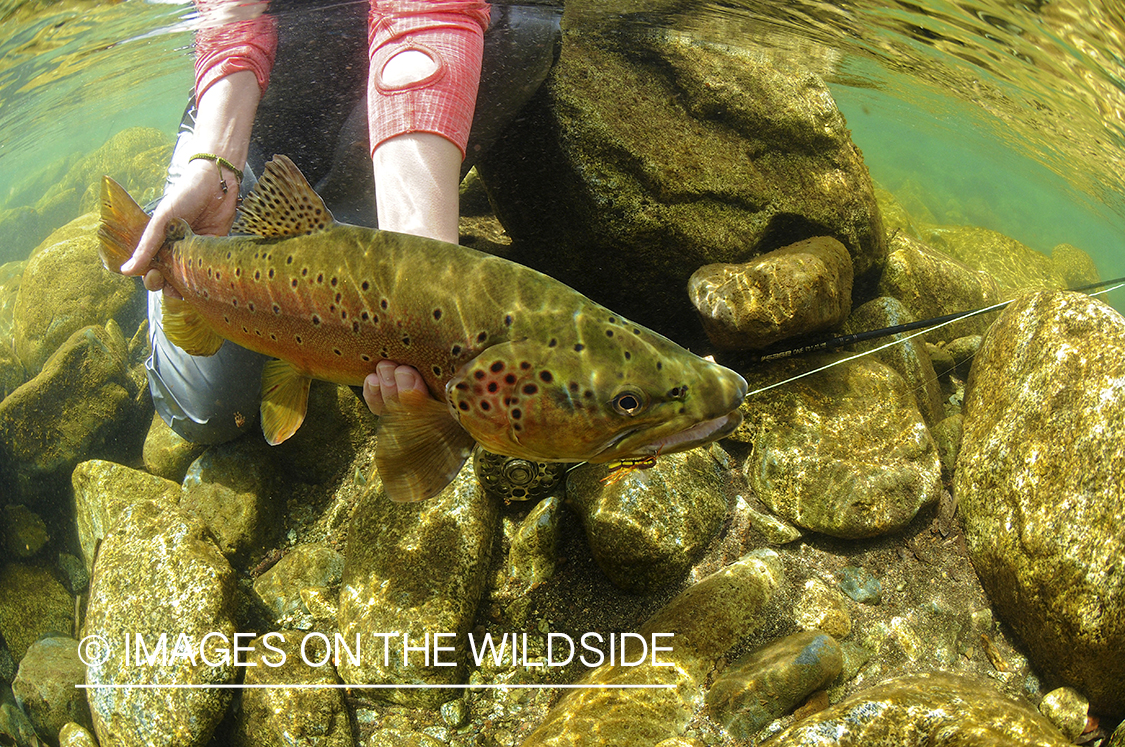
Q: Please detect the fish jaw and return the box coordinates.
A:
[446,329,748,464]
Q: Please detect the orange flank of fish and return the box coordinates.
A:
[98,155,748,502]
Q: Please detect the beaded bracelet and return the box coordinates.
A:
[189,153,244,194]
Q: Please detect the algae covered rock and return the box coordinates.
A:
[876,233,1001,343]
[11,636,93,739]
[760,672,1071,746]
[842,296,944,427]
[1050,242,1099,288]
[1,504,49,558]
[689,237,853,351]
[337,466,497,706]
[12,212,141,375]
[737,354,941,538]
[0,321,149,501]
[141,412,208,483]
[0,563,73,663]
[253,544,344,629]
[71,458,181,576]
[956,290,1125,717]
[479,26,884,348]
[922,224,1065,299]
[566,448,730,592]
[232,634,354,747]
[706,630,842,739]
[84,500,237,747]
[521,550,784,746]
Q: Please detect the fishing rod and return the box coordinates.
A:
[728,275,1125,400]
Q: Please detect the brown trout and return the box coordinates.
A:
[98,155,747,502]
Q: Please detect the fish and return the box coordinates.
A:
[98,155,748,502]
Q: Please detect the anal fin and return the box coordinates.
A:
[260,359,312,445]
[376,388,476,502]
[162,296,225,356]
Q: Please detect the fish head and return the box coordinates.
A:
[446,315,747,463]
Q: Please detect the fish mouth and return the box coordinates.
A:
[595,408,744,461]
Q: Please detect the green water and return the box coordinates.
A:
[1,0,1124,306]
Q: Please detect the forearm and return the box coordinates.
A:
[190,70,261,170]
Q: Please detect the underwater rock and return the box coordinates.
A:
[566,449,729,592]
[1049,243,1099,288]
[736,354,941,538]
[0,208,40,267]
[836,566,881,605]
[56,553,88,595]
[688,237,853,350]
[1038,686,1089,742]
[59,722,99,747]
[0,563,72,663]
[337,466,497,707]
[521,550,783,746]
[508,494,563,588]
[0,343,25,403]
[842,296,944,427]
[0,260,26,365]
[72,458,181,577]
[921,225,1066,299]
[956,290,1125,718]
[141,412,208,483]
[478,25,884,349]
[873,187,918,238]
[181,439,278,565]
[0,322,148,502]
[253,544,344,630]
[943,335,980,380]
[85,500,237,747]
[706,630,843,739]
[931,414,963,477]
[12,212,141,375]
[793,578,852,639]
[1,504,49,558]
[33,127,170,245]
[876,233,1001,344]
[232,634,354,747]
[760,672,1071,746]
[11,636,93,740]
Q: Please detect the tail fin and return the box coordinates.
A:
[97,176,150,273]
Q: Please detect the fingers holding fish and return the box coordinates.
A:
[363,361,431,417]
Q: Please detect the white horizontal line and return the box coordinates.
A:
[77,683,675,690]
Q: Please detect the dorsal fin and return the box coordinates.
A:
[232,155,335,238]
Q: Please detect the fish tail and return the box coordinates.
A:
[97,176,150,273]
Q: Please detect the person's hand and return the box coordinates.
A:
[363,360,431,416]
[121,158,242,295]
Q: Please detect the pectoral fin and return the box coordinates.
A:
[260,359,312,445]
[376,388,476,502]
[162,295,224,356]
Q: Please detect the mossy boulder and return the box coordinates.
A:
[921,224,1065,299]
[12,212,142,375]
[956,290,1125,717]
[0,563,73,663]
[1050,242,1100,288]
[0,323,149,502]
[479,25,884,349]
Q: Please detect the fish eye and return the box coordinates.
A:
[611,390,646,416]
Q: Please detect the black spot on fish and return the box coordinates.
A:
[331,277,338,287]
[520,361,531,370]
[232,299,239,307]
[381,299,389,310]
[270,333,276,340]
[329,305,336,313]
[451,344,462,356]
[312,315,321,326]
[511,408,522,419]
[487,382,499,393]
[268,268,275,279]
[361,354,371,362]
[402,336,411,346]
[361,311,370,322]
[352,321,360,333]
[335,293,342,303]
[474,370,486,380]
[235,268,241,277]
[432,365,442,376]
[291,279,298,288]
[523,384,538,395]
[333,348,342,356]
[477,331,488,343]
[254,270,261,281]
[433,309,443,321]
[548,338,557,347]
[657,361,663,370]
[504,314,513,326]
[584,390,594,398]
[540,371,554,383]
[480,401,491,411]
[568,382,579,392]
[490,361,504,373]
[679,407,686,414]
[287,256,294,264]
[226,252,231,259]
[459,401,470,411]
[624,351,632,360]
[207,267,212,278]
[606,329,614,337]
[455,382,469,391]
[296,335,303,344]
[223,315,229,323]
[361,280,370,291]
[513,423,522,432]
[302,268,308,276]
[255,329,262,336]
[609,316,617,323]
[316,273,324,284]
[505,374,516,385]
[574,344,585,352]
[248,302,255,312]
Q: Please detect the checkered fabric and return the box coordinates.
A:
[367,0,491,158]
